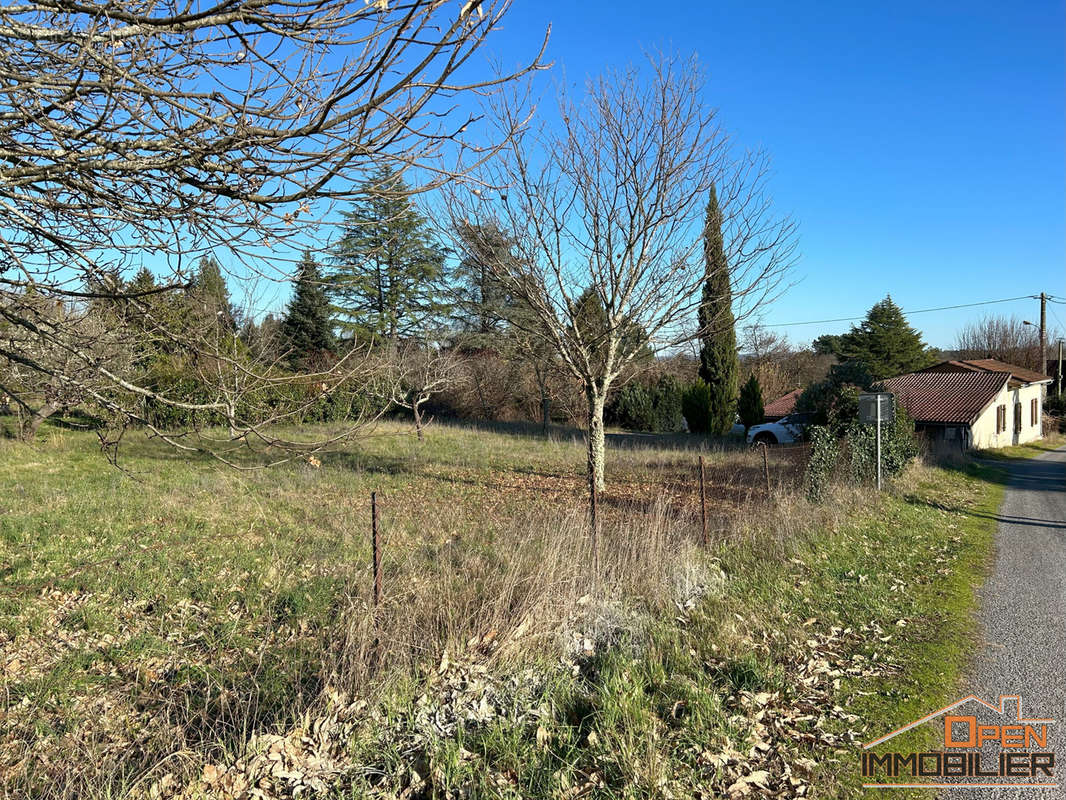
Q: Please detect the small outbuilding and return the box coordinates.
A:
[878,359,1052,449]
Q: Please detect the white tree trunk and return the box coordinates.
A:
[586,387,606,493]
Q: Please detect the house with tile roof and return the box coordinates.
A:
[877,359,1052,449]
[762,388,802,422]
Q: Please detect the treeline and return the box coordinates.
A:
[11,163,1039,443]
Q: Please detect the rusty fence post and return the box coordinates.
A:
[698,454,708,546]
[371,491,382,609]
[761,443,771,498]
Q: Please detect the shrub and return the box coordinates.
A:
[140,355,379,430]
[738,373,764,430]
[804,425,838,502]
[606,375,684,433]
[796,361,872,429]
[607,383,652,431]
[843,408,919,484]
[805,404,918,501]
[651,375,684,432]
[681,379,712,434]
[1045,393,1066,417]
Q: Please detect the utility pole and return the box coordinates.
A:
[1058,339,1063,398]
[1040,292,1047,377]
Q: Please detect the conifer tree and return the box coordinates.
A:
[452,221,514,343]
[570,289,652,368]
[280,252,335,370]
[329,167,446,346]
[188,255,237,332]
[738,373,764,430]
[833,296,934,379]
[696,186,738,434]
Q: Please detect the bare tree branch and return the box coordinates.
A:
[441,50,797,493]
[0,0,546,457]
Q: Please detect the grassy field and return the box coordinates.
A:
[0,419,1004,799]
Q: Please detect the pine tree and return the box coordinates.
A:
[697,186,738,435]
[280,252,335,370]
[122,267,162,368]
[738,373,764,430]
[128,266,157,295]
[451,221,514,344]
[329,167,446,346]
[188,255,237,332]
[834,296,934,379]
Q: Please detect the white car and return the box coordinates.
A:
[746,412,814,446]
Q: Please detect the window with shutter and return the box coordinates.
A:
[1031,398,1038,426]
[1014,403,1022,433]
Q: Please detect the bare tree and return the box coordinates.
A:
[390,340,465,441]
[955,315,1041,370]
[443,52,797,495]
[0,293,131,441]
[0,0,545,461]
[741,323,791,363]
[738,324,808,402]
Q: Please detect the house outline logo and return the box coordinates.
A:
[861,694,1058,790]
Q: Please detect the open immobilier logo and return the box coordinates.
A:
[861,695,1057,790]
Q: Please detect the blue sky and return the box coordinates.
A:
[483,0,1065,348]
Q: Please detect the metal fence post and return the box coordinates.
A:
[876,398,882,492]
[761,442,771,497]
[698,454,708,546]
[371,491,382,608]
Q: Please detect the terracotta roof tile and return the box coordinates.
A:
[918,358,1051,385]
[876,372,1007,425]
[763,388,801,418]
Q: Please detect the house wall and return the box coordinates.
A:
[969,382,1044,449]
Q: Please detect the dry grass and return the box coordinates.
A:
[0,421,799,796]
[0,419,1002,799]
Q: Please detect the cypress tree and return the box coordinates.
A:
[697,186,739,435]
[738,373,764,430]
[281,251,335,370]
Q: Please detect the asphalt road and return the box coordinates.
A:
[943,445,1066,798]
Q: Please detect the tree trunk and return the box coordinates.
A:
[413,403,424,442]
[585,386,605,582]
[585,387,606,493]
[538,370,551,433]
[20,402,59,442]
[226,401,238,439]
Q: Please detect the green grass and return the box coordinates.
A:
[977,430,1065,461]
[0,420,1005,798]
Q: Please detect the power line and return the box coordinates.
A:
[1048,306,1066,336]
[769,294,1044,328]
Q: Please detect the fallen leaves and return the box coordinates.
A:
[727,768,772,797]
